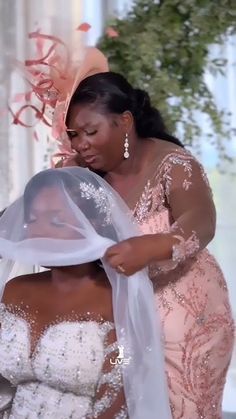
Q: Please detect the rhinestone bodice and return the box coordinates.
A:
[0,304,127,418]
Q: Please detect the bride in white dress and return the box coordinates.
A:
[0,167,171,419]
[0,305,123,418]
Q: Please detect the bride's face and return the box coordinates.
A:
[25,186,84,240]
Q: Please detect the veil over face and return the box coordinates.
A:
[0,167,171,419]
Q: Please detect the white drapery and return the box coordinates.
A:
[0,0,82,206]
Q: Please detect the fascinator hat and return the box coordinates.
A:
[10,29,109,162]
[53,46,109,136]
[0,166,172,419]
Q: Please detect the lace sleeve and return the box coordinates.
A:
[88,325,128,419]
[163,152,216,264]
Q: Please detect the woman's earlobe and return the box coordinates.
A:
[122,110,134,133]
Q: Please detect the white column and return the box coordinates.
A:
[82,0,104,45]
[0,0,16,209]
[82,0,133,46]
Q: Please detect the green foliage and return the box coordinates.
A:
[98,0,236,163]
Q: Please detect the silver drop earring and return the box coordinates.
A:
[124,133,130,159]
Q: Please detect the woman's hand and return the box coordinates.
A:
[104,236,153,276]
[104,236,151,276]
[104,234,178,276]
[55,154,87,168]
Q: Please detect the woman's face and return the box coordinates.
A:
[25,186,83,240]
[66,104,129,172]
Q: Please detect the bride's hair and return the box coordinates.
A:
[67,71,184,148]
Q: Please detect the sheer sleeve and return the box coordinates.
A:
[88,324,128,419]
[157,152,216,269]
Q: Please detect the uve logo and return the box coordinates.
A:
[109,345,131,365]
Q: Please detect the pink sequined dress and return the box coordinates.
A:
[131,145,234,419]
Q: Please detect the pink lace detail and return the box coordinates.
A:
[162,154,193,197]
[172,232,200,264]
[133,150,213,226]
[133,182,165,224]
[135,150,234,418]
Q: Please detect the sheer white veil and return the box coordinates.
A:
[0,167,171,419]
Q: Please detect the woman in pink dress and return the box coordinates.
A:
[9,42,234,417]
[57,66,234,419]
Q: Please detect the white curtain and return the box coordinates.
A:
[0,0,16,210]
[0,0,82,206]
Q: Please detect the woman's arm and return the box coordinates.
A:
[144,154,216,264]
[105,153,216,275]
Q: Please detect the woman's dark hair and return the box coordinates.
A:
[67,72,184,148]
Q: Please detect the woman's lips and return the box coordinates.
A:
[83,155,97,164]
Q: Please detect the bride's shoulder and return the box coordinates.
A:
[2,271,50,306]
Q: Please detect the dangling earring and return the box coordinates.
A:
[124,133,130,159]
